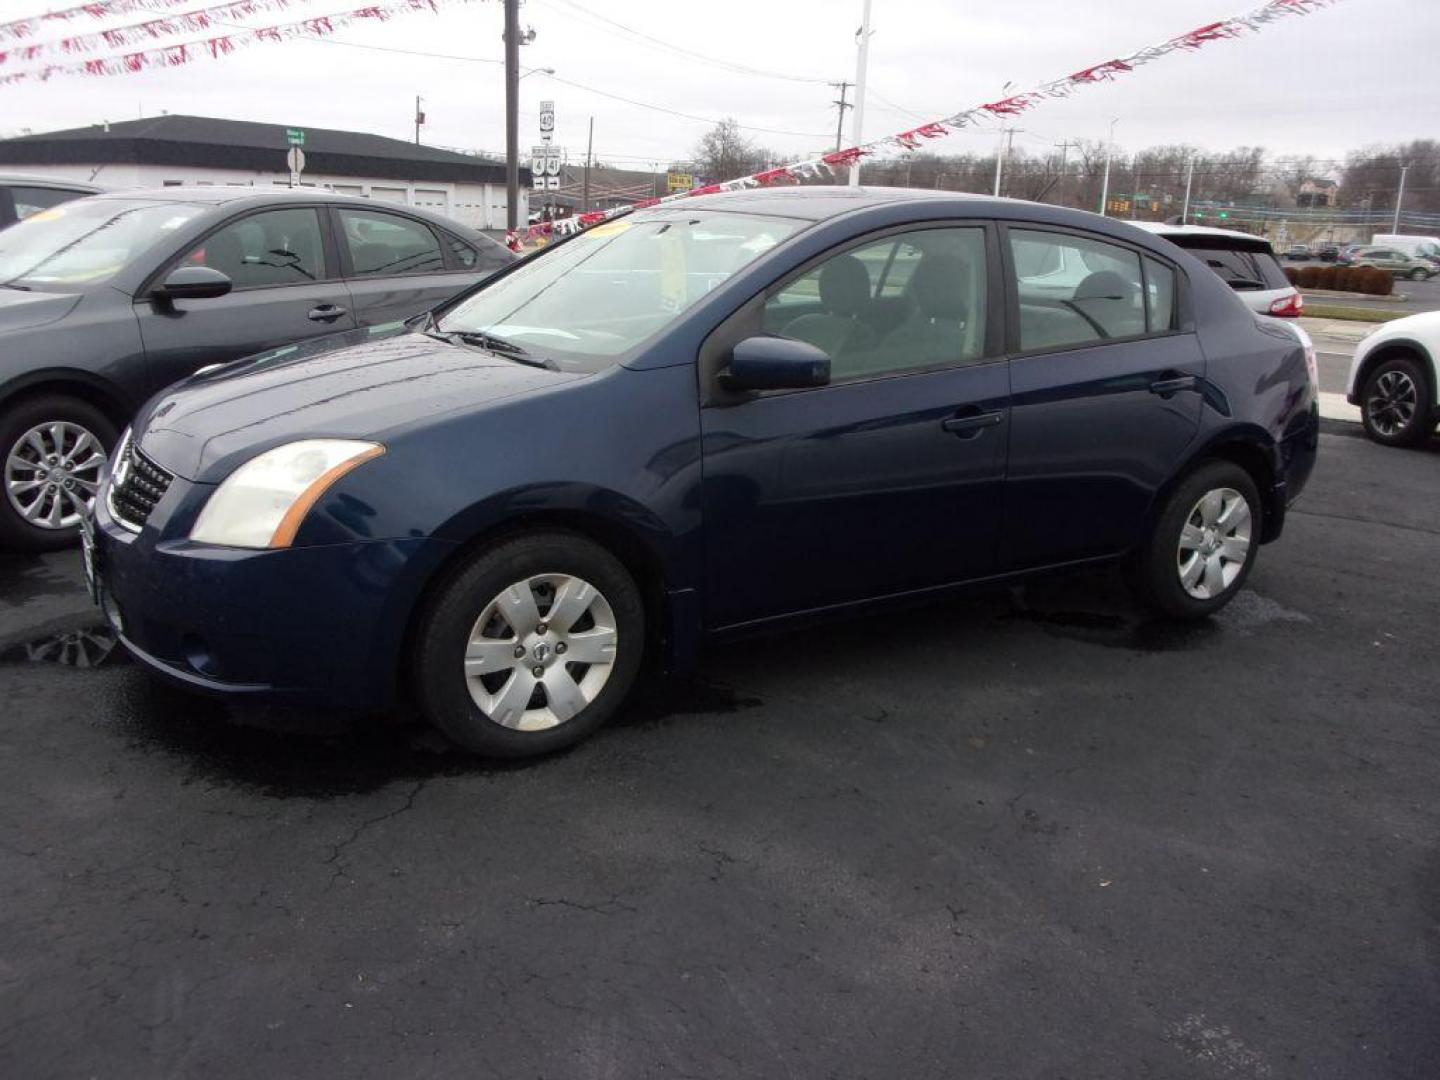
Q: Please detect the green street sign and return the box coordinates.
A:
[286,128,305,146]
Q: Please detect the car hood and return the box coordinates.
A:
[136,323,586,480]
[0,287,83,332]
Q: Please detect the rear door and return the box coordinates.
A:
[133,205,356,396]
[1000,225,1203,569]
[331,205,496,324]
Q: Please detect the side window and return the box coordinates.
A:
[763,227,988,381]
[11,186,80,220]
[181,208,326,289]
[448,236,480,269]
[1009,229,1147,351]
[338,208,445,276]
[1143,257,1176,332]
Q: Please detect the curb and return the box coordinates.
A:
[1319,391,1360,425]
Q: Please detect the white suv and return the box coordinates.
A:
[1133,222,1303,318]
[1346,311,1440,446]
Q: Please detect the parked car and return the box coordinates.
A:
[0,173,101,230]
[1346,310,1440,446]
[1285,243,1312,261]
[1316,243,1340,262]
[1133,222,1302,317]
[87,187,1319,757]
[1337,244,1365,265]
[0,188,512,549]
[1351,247,1437,281]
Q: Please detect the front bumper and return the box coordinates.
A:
[91,475,454,708]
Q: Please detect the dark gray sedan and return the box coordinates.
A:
[0,188,512,549]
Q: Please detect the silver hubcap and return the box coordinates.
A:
[5,421,107,530]
[462,573,618,732]
[1367,370,1418,437]
[1177,487,1252,600]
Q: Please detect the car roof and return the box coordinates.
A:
[1130,221,1264,243]
[0,172,103,192]
[74,186,489,237]
[649,185,992,221]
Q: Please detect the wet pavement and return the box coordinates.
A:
[2,431,1438,1079]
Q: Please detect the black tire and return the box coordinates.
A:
[1409,268,1426,282]
[412,531,645,757]
[1133,461,1262,621]
[0,395,117,552]
[1360,354,1431,448]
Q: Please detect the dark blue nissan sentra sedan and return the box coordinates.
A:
[88,187,1318,756]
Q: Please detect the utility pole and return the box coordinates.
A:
[1099,117,1118,216]
[414,95,423,145]
[1052,140,1075,206]
[1131,157,1141,219]
[993,128,1016,197]
[582,116,594,213]
[848,0,872,187]
[503,0,520,231]
[1393,163,1410,233]
[1182,153,1195,222]
[830,81,852,152]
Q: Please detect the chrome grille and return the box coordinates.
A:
[107,436,173,531]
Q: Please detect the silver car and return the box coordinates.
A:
[1133,222,1302,318]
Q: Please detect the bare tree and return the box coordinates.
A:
[692,119,772,183]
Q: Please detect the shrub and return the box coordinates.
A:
[1283,266,1301,286]
[1334,267,1357,292]
[1359,267,1394,296]
[1315,265,1340,290]
[1297,265,1322,289]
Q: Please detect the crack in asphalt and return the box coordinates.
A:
[323,779,427,887]
[1291,507,1440,538]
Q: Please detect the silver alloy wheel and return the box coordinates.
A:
[462,573,618,731]
[1366,370,1418,437]
[1177,486,1252,600]
[4,421,108,530]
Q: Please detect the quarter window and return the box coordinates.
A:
[764,227,989,381]
[338,208,445,276]
[1143,257,1177,332]
[1009,229,1148,350]
[182,208,327,289]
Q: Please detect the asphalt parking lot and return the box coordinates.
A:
[2,428,1437,1079]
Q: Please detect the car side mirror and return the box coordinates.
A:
[153,265,233,303]
[724,335,830,391]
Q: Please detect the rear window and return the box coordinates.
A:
[1161,235,1290,292]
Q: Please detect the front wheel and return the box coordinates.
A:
[1361,354,1431,447]
[1133,462,1262,621]
[0,395,117,551]
[1409,268,1426,282]
[412,531,645,757]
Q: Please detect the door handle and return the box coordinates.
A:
[941,410,1004,439]
[1149,374,1197,396]
[307,304,348,322]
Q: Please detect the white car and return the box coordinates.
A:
[1133,222,1303,318]
[1346,311,1439,446]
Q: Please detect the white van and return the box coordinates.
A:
[1371,234,1440,259]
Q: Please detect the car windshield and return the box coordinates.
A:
[0,198,207,291]
[436,210,804,368]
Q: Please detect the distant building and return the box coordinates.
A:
[1296,178,1339,208]
[0,114,527,229]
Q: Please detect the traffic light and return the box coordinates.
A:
[1219,211,1229,220]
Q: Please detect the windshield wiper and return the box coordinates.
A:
[430,327,556,369]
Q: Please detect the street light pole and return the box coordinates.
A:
[582,116,594,213]
[503,0,520,232]
[1099,117,1118,216]
[992,128,1015,197]
[1393,163,1410,233]
[1182,153,1195,222]
[847,0,872,187]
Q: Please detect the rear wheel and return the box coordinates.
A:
[412,531,645,757]
[0,395,116,551]
[1133,461,1261,621]
[1361,354,1431,447]
[1409,268,1426,282]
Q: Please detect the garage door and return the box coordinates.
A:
[413,188,449,213]
[370,186,409,206]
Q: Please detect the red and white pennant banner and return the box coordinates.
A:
[0,0,480,83]
[590,0,1351,221]
[0,1,201,43]
[0,0,316,68]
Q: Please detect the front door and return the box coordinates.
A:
[332,206,478,324]
[701,225,1010,629]
[134,206,355,396]
[1000,225,1204,569]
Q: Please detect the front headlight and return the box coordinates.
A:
[190,439,384,548]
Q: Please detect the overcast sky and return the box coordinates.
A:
[4,0,1436,172]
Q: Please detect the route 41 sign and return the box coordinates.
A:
[531,146,561,190]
